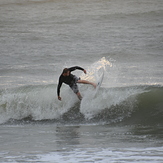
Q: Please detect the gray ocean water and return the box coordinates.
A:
[0,0,163,162]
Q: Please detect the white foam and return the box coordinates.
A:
[32,147,163,163]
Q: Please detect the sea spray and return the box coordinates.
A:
[80,57,112,82]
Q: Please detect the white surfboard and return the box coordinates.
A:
[93,69,104,97]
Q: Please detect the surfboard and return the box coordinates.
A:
[93,69,104,97]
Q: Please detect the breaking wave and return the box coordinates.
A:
[0,83,162,125]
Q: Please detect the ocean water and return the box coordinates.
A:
[0,0,163,162]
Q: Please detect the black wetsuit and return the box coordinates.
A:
[57,66,84,96]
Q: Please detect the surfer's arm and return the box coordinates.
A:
[69,66,86,73]
[57,77,63,100]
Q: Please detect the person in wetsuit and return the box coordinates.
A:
[57,66,96,101]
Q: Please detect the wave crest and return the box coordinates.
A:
[0,84,162,125]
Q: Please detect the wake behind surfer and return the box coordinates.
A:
[57,66,96,101]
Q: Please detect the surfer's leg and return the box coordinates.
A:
[77,80,96,88]
[70,83,82,100]
[76,92,82,101]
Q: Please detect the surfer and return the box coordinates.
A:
[57,66,96,101]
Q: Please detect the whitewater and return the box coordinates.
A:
[0,0,163,162]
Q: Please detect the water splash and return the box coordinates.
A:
[81,57,112,82]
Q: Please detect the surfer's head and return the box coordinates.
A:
[62,68,70,76]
